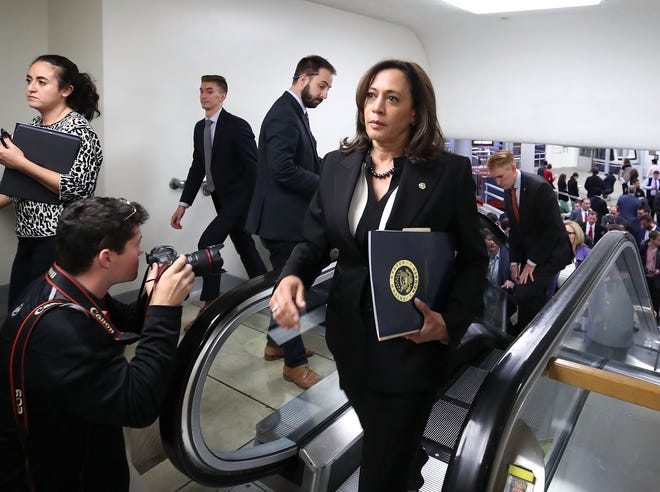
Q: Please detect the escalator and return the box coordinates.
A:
[444,230,660,491]
[160,223,660,491]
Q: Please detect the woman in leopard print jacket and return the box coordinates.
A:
[0,54,103,313]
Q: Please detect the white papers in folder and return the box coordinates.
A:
[268,307,325,345]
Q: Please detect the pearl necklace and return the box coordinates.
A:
[367,165,397,179]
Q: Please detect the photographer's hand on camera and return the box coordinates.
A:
[149,255,194,306]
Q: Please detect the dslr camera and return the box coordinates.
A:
[146,243,224,276]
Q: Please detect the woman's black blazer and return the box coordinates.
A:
[281,149,488,392]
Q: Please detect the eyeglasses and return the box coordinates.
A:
[120,198,137,222]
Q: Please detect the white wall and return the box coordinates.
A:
[421,6,660,150]
[47,0,104,175]
[101,0,427,292]
[0,0,48,281]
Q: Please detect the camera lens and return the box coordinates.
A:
[186,243,224,276]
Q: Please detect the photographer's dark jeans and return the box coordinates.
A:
[261,238,307,368]
[8,236,57,314]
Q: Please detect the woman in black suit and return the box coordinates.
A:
[270,60,487,492]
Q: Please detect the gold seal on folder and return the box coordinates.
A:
[389,260,419,302]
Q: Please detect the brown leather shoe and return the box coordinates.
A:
[283,363,322,390]
[264,344,315,361]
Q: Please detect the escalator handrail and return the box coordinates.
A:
[443,231,654,492]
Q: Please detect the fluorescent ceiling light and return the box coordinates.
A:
[442,0,601,15]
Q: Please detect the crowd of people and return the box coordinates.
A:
[485,157,660,333]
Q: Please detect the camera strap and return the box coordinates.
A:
[45,262,141,345]
[9,299,66,490]
[8,263,141,485]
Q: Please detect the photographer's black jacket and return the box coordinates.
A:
[0,271,182,491]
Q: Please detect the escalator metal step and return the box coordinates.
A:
[419,457,448,492]
[423,399,469,449]
[445,366,489,405]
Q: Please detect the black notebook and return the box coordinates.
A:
[0,123,81,204]
[368,230,455,341]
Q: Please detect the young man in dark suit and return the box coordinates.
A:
[246,55,336,389]
[170,75,266,310]
[488,150,573,335]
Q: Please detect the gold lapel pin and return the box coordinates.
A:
[418,182,427,190]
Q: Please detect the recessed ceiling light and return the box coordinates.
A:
[442,0,602,15]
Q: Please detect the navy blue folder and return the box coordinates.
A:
[368,230,456,341]
[0,123,81,204]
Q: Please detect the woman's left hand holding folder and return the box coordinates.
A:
[406,298,449,345]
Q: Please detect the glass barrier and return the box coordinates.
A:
[561,252,660,372]
[197,279,337,455]
[444,231,660,492]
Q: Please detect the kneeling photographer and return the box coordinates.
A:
[0,196,195,491]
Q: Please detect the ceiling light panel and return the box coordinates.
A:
[442,0,602,15]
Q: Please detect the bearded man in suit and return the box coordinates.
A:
[246,55,336,389]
